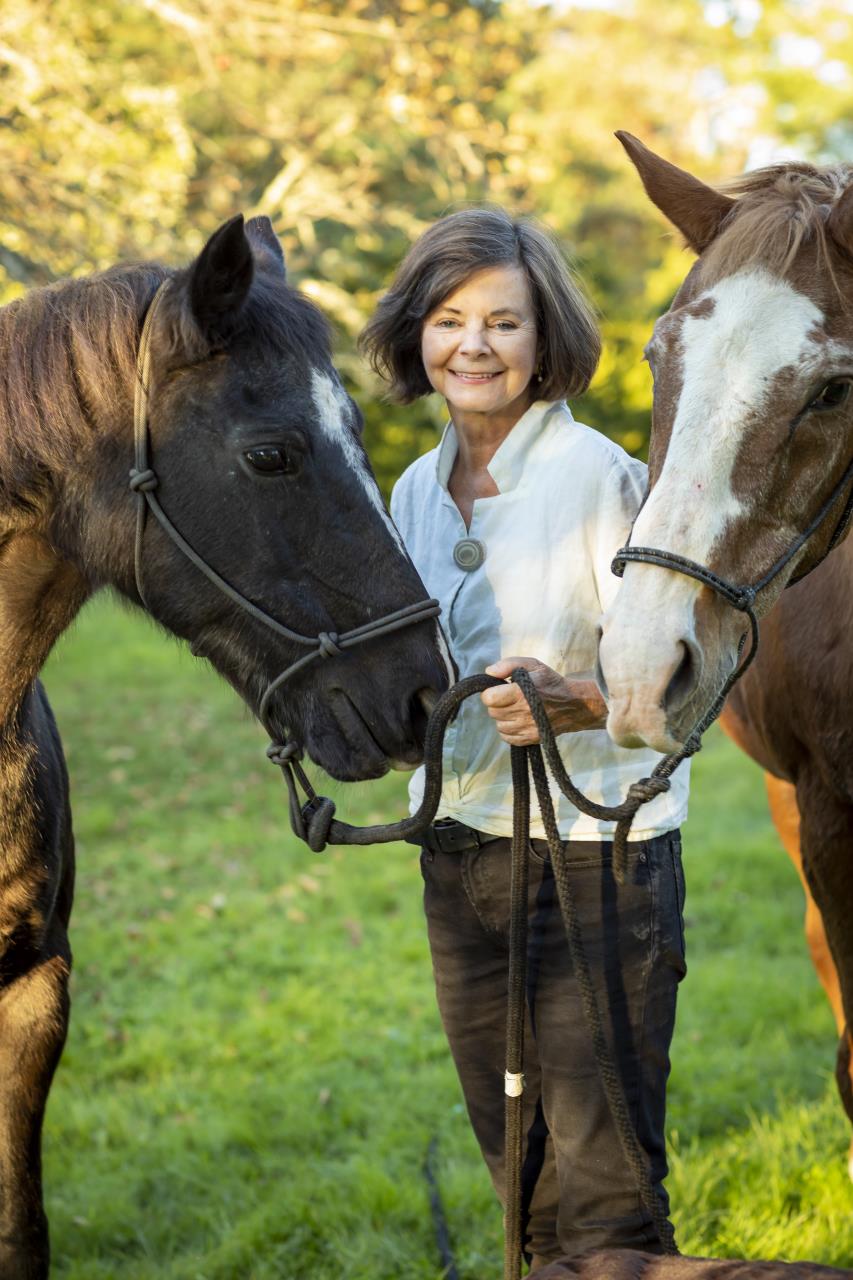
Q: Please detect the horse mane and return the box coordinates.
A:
[701,161,853,288]
[0,260,330,514]
[0,267,161,510]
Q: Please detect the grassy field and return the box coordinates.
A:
[38,597,851,1279]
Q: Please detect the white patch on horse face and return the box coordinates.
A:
[635,268,827,561]
[435,623,455,686]
[310,369,405,553]
[599,269,829,750]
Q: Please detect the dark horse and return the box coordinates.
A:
[598,137,853,1174]
[0,213,449,1277]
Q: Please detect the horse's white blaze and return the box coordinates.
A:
[641,269,826,562]
[601,270,828,747]
[435,623,455,686]
[310,369,405,553]
[311,369,451,677]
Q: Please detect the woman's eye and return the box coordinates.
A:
[244,446,298,475]
[809,379,851,412]
[493,321,517,331]
[435,319,459,329]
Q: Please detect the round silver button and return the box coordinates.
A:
[453,538,486,571]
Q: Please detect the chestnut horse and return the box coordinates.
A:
[0,214,449,1277]
[597,137,853,1169]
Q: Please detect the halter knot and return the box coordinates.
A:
[129,467,159,493]
[731,585,756,611]
[317,631,343,659]
[266,741,302,766]
[626,776,670,807]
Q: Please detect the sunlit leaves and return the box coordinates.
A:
[2,0,853,486]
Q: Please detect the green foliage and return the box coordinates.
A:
[5,1,853,490]
[39,597,852,1277]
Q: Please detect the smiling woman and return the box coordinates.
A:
[360,208,692,1270]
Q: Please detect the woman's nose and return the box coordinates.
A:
[458,323,490,356]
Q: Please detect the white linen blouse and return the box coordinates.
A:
[390,399,690,841]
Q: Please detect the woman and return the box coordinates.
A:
[361,209,689,1269]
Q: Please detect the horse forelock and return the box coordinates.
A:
[242,273,330,362]
[701,161,853,294]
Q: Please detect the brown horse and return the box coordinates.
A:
[596,136,853,1175]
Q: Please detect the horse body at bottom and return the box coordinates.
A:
[720,537,853,1165]
[0,214,449,1277]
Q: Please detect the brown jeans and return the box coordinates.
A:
[420,830,687,1264]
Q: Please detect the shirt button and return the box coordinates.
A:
[453,538,486,570]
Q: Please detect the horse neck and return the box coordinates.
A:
[0,530,89,735]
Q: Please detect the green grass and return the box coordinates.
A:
[38,596,851,1278]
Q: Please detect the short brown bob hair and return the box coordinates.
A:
[360,207,601,404]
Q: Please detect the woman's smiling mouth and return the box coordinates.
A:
[449,369,503,382]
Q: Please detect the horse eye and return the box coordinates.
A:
[810,380,851,412]
[244,446,298,475]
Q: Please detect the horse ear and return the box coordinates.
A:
[616,131,736,254]
[827,184,853,259]
[188,214,254,341]
[245,216,287,279]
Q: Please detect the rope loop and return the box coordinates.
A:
[626,775,670,807]
[317,631,343,659]
[306,796,336,852]
[129,467,159,493]
[266,741,302,766]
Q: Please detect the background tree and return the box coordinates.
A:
[3,0,852,491]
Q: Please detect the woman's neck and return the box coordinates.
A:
[447,397,535,528]
[450,395,534,472]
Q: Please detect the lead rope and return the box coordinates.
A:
[504,743,531,1279]
[275,663,736,885]
[278,670,691,1277]
[501,742,677,1280]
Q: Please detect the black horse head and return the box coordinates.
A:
[27,216,450,779]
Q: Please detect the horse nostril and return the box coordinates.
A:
[418,687,439,715]
[410,688,434,745]
[664,640,700,715]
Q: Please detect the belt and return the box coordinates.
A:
[413,818,501,856]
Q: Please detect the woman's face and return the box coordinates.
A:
[420,265,538,424]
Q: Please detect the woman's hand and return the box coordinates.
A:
[480,656,608,746]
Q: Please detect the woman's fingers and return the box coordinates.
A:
[492,710,537,742]
[481,682,524,709]
[485,655,542,680]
